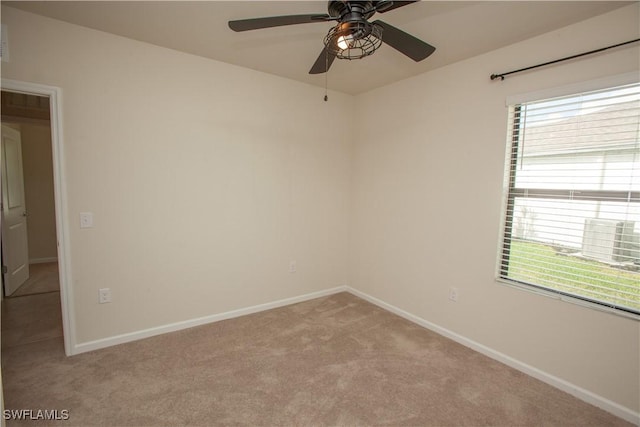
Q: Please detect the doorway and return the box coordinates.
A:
[2,92,58,293]
[1,91,62,349]
[0,79,72,356]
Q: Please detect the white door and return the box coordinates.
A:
[1,124,30,296]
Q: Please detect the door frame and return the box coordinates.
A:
[1,78,74,356]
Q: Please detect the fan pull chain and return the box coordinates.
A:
[324,49,329,102]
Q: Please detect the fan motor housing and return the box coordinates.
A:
[328,1,377,22]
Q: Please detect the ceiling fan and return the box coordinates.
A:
[228,1,436,74]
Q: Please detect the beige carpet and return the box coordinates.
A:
[1,292,632,426]
[1,291,63,348]
[11,262,60,297]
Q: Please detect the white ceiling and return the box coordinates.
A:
[5,1,631,94]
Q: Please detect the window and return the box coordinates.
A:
[499,82,640,317]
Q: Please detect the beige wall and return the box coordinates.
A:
[2,2,638,417]
[351,4,639,413]
[20,122,57,262]
[1,6,353,343]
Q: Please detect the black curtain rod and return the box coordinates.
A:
[490,38,640,81]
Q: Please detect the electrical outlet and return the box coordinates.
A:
[289,260,297,273]
[449,287,459,302]
[99,288,111,304]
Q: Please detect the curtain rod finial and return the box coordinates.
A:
[490,74,504,81]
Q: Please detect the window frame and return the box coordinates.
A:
[496,79,640,320]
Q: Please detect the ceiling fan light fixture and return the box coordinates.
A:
[337,34,355,50]
[324,21,382,60]
[228,1,435,75]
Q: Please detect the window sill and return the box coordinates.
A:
[495,277,640,321]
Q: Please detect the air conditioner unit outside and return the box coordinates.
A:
[582,219,638,263]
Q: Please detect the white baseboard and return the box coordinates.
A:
[73,286,348,355]
[29,257,58,264]
[345,286,640,426]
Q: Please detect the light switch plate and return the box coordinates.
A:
[80,212,93,228]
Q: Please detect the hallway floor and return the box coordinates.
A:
[11,262,60,297]
[1,290,63,349]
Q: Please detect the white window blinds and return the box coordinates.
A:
[499,82,640,316]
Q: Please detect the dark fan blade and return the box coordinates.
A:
[373,20,435,61]
[229,14,332,32]
[376,1,419,13]
[309,47,337,74]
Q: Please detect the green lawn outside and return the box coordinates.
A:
[505,239,640,312]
